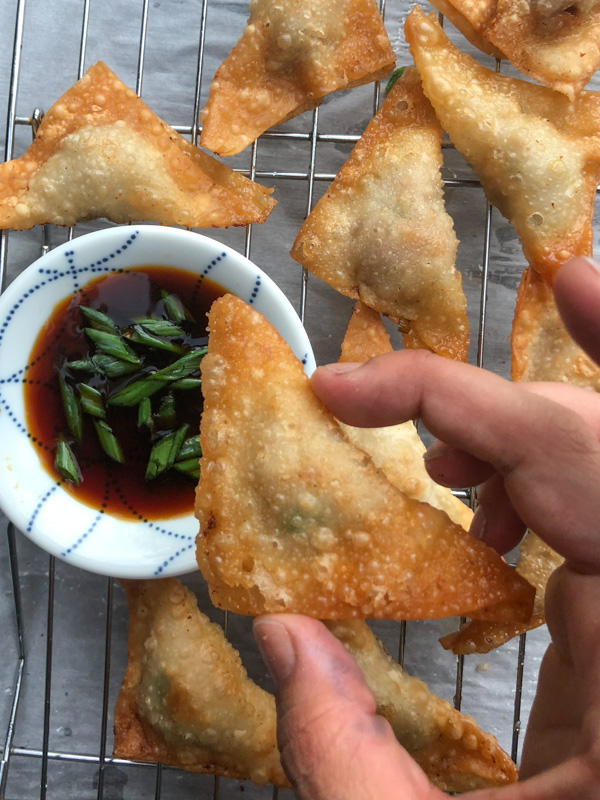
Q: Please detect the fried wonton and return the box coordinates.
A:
[291,68,469,361]
[405,7,600,286]
[511,267,600,389]
[440,531,564,654]
[339,302,473,530]
[429,0,600,101]
[114,579,287,786]
[0,62,275,230]
[195,294,534,621]
[327,620,518,790]
[199,0,395,156]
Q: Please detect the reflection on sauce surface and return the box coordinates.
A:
[25,266,225,520]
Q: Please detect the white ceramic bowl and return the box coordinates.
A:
[0,225,315,578]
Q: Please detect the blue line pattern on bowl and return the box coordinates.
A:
[0,228,222,576]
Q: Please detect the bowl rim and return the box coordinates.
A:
[0,224,315,577]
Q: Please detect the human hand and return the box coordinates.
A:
[253,256,600,799]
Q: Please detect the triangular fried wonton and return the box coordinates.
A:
[114,578,516,790]
[291,67,469,361]
[339,303,473,529]
[405,7,600,286]
[511,266,600,388]
[0,62,275,230]
[440,531,564,654]
[327,620,518,790]
[113,579,287,786]
[429,0,600,101]
[199,0,395,156]
[195,294,534,621]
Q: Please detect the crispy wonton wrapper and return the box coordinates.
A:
[115,578,517,790]
[199,0,395,156]
[511,266,600,388]
[339,302,473,530]
[0,62,275,230]
[327,620,518,790]
[440,531,564,654]
[195,294,534,621]
[113,579,287,786]
[428,0,600,101]
[405,7,600,286]
[291,67,469,361]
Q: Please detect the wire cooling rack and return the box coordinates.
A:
[0,0,567,797]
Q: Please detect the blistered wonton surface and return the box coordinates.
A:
[0,61,275,230]
[199,0,395,156]
[327,620,518,790]
[511,267,600,388]
[113,579,287,786]
[406,7,600,286]
[429,0,600,100]
[440,532,564,654]
[339,302,473,530]
[291,67,468,361]
[195,294,534,621]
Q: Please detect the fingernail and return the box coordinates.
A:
[579,256,600,273]
[423,439,448,461]
[564,256,600,273]
[318,362,362,375]
[470,505,487,541]
[253,619,296,686]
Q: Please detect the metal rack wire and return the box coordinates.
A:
[1,0,551,797]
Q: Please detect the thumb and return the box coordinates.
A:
[554,256,600,365]
[253,615,442,800]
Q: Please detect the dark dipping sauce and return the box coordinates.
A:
[25,266,225,520]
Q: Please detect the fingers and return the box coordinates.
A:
[554,256,600,366]
[472,474,527,555]
[253,615,442,800]
[311,351,600,572]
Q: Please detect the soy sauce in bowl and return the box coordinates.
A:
[25,266,225,520]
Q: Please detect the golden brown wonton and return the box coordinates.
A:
[440,531,564,654]
[511,266,600,388]
[291,67,469,361]
[115,578,516,790]
[429,0,600,100]
[0,62,275,230]
[339,302,473,530]
[327,620,518,790]
[195,294,534,621]
[199,0,395,156]
[405,7,600,286]
[114,579,287,786]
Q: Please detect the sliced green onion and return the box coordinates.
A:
[80,306,120,334]
[170,377,202,390]
[78,383,106,418]
[176,435,201,461]
[161,290,194,324]
[54,437,81,486]
[154,391,177,430]
[151,348,207,381]
[66,357,102,374]
[59,373,83,442]
[107,376,164,407]
[91,354,141,378]
[137,397,153,429]
[385,66,407,96]
[133,318,186,337]
[145,424,189,480]
[126,325,184,354]
[85,328,140,364]
[172,459,200,480]
[93,419,124,463]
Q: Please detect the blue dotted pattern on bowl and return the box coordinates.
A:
[0,228,263,576]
